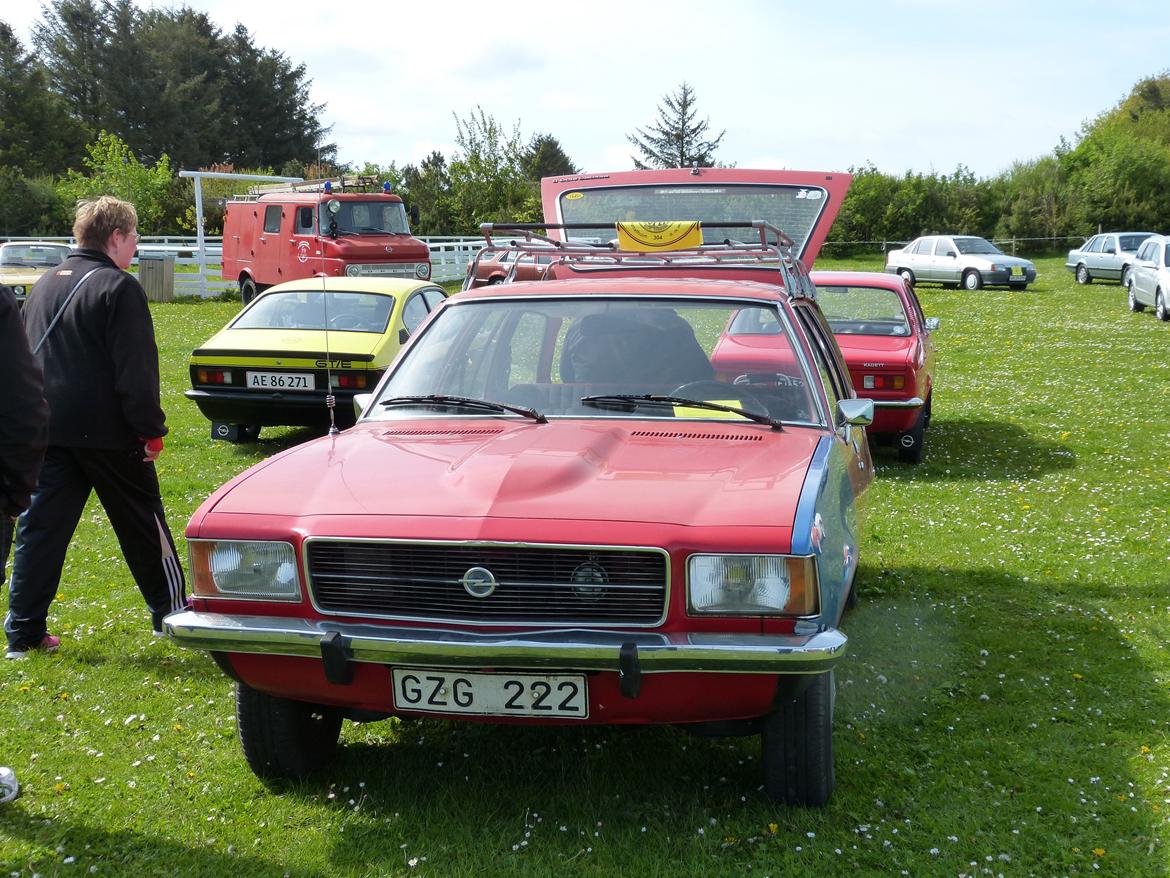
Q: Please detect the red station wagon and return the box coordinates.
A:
[166,174,876,806]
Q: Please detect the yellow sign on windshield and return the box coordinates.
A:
[615,221,703,251]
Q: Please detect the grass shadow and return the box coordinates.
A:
[871,417,1077,480]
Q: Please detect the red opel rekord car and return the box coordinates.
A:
[167,172,874,807]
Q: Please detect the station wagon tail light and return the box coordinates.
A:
[196,368,232,385]
[688,554,818,616]
[189,540,300,600]
[862,374,905,391]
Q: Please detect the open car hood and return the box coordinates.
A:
[540,168,851,266]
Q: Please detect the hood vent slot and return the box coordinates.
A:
[380,427,504,438]
[630,430,762,442]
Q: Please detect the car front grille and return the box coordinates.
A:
[306,540,668,625]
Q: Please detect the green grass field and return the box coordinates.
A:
[2,256,1168,876]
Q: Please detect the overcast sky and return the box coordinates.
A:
[8,0,1168,178]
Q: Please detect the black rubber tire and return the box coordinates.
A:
[1128,280,1145,313]
[240,277,258,304]
[1120,266,1130,287]
[1157,290,1169,322]
[896,268,915,286]
[761,672,835,806]
[238,424,261,442]
[236,682,343,781]
[922,393,933,429]
[844,571,859,610]
[962,270,983,291]
[1075,264,1091,285]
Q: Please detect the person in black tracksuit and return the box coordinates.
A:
[4,196,186,657]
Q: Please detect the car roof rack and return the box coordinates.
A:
[465,221,817,298]
[230,175,386,201]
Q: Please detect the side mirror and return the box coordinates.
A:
[409,204,420,225]
[925,317,940,331]
[353,393,373,420]
[837,398,874,427]
[943,250,957,258]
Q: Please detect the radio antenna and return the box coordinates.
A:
[318,157,338,436]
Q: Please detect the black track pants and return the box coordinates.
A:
[4,446,185,649]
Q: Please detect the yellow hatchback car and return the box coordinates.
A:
[186,278,448,441]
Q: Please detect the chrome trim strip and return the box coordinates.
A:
[871,397,925,409]
[790,435,832,557]
[302,537,672,628]
[164,610,846,674]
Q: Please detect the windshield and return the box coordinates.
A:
[813,285,910,336]
[233,290,396,333]
[0,243,71,267]
[373,296,820,424]
[557,184,828,253]
[319,200,410,236]
[953,237,1001,255]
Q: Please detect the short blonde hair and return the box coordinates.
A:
[73,196,138,250]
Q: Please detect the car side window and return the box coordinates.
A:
[263,205,282,234]
[1137,242,1154,261]
[1163,244,1170,268]
[402,293,429,332]
[1104,236,1118,254]
[1084,236,1101,253]
[915,239,932,255]
[295,207,314,234]
[422,288,446,311]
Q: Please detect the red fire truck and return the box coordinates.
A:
[221,177,432,303]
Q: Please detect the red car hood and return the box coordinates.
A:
[206,420,820,529]
[834,334,917,366]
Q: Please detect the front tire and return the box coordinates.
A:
[762,672,835,806]
[1157,289,1169,322]
[1075,264,1091,285]
[236,682,343,781]
[1128,280,1145,312]
[962,270,983,291]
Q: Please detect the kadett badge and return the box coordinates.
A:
[616,221,703,251]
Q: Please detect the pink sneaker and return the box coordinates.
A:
[5,634,61,660]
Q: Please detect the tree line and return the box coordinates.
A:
[1,3,1167,251]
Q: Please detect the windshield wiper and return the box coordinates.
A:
[378,394,547,423]
[579,395,782,431]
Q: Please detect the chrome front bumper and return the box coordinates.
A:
[164,610,847,675]
[872,396,924,409]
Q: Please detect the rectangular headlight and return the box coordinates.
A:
[688,554,818,616]
[189,540,301,600]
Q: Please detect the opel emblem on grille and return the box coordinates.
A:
[462,566,496,598]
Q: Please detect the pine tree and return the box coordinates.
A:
[627,81,724,170]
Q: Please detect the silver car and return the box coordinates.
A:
[1065,231,1154,286]
[1126,234,1170,321]
[885,235,1036,290]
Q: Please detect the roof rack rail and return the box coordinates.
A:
[464,221,816,298]
[231,175,385,199]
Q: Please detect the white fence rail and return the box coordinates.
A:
[3,235,485,296]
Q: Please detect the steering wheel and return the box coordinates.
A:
[329,313,363,330]
[669,380,765,411]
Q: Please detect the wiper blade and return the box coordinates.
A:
[580,395,782,431]
[378,394,547,423]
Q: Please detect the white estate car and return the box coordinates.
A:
[1126,234,1170,321]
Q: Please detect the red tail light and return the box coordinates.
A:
[861,374,905,391]
[334,373,368,390]
[197,368,232,385]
